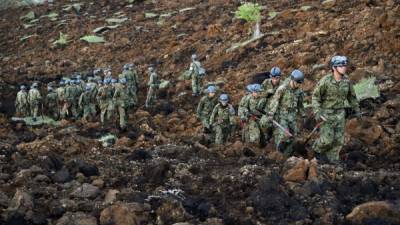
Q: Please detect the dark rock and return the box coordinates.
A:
[40,153,64,171]
[70,183,100,199]
[127,149,152,161]
[51,167,72,183]
[56,212,97,225]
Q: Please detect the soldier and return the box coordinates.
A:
[56,81,66,118]
[145,66,159,108]
[119,63,139,107]
[45,85,59,119]
[268,70,305,156]
[238,84,264,145]
[209,94,236,144]
[79,85,95,122]
[113,78,130,130]
[61,80,73,118]
[74,79,84,118]
[312,56,360,163]
[86,77,98,115]
[93,68,103,82]
[259,67,282,139]
[103,67,112,81]
[196,85,218,133]
[97,78,114,125]
[188,54,205,96]
[28,82,42,120]
[15,85,29,117]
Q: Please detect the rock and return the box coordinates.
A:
[99,202,149,225]
[116,137,133,147]
[71,183,100,199]
[346,118,383,145]
[92,178,104,188]
[308,158,318,180]
[56,212,98,225]
[321,0,336,8]
[0,190,10,207]
[104,189,119,205]
[346,201,400,224]
[5,189,34,221]
[293,52,317,66]
[156,199,188,224]
[283,157,310,183]
[52,167,72,183]
[33,174,50,183]
[203,218,224,225]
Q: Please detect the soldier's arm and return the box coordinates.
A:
[348,82,360,113]
[311,80,324,115]
[196,98,204,117]
[298,92,305,118]
[268,88,284,116]
[209,105,218,126]
[238,96,249,120]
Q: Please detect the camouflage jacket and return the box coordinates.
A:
[113,84,129,107]
[97,85,113,102]
[45,91,58,108]
[79,91,91,108]
[147,71,159,88]
[196,95,218,118]
[28,88,42,105]
[120,69,139,88]
[209,103,236,127]
[56,87,66,102]
[258,79,280,112]
[16,91,28,107]
[269,78,304,117]
[238,94,263,121]
[312,73,359,113]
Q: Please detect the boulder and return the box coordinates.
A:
[346,118,383,145]
[283,157,319,183]
[104,189,120,205]
[71,183,100,199]
[346,201,400,224]
[156,199,188,224]
[99,202,149,225]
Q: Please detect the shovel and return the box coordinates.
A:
[292,115,327,156]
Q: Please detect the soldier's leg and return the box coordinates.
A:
[325,111,346,162]
[106,102,114,122]
[33,104,39,118]
[248,120,261,144]
[145,88,154,108]
[100,104,107,124]
[312,120,335,157]
[119,106,127,129]
[214,125,224,144]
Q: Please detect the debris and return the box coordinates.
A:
[53,32,69,47]
[20,11,35,21]
[93,25,120,33]
[80,35,106,43]
[106,17,128,24]
[145,12,158,18]
[99,134,117,147]
[354,77,380,101]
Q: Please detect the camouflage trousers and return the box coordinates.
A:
[192,75,201,95]
[30,103,40,118]
[312,109,346,162]
[213,124,231,144]
[241,119,262,145]
[145,87,156,108]
[115,104,127,129]
[128,85,138,107]
[16,105,29,117]
[82,105,96,122]
[99,101,113,125]
[47,104,59,119]
[273,113,298,156]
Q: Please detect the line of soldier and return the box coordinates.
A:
[15,63,145,130]
[15,54,359,164]
[196,55,360,164]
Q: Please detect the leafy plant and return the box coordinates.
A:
[53,32,69,47]
[80,35,106,43]
[353,77,380,101]
[235,3,262,39]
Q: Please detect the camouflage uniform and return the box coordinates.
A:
[312,73,359,161]
[209,103,236,144]
[269,78,304,156]
[79,89,96,122]
[74,82,84,117]
[119,68,139,107]
[188,59,204,96]
[45,89,59,119]
[145,69,159,108]
[196,95,218,131]
[15,89,29,117]
[56,85,66,118]
[238,94,263,145]
[97,83,114,125]
[258,78,280,138]
[113,83,130,129]
[28,86,42,118]
[64,82,76,118]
